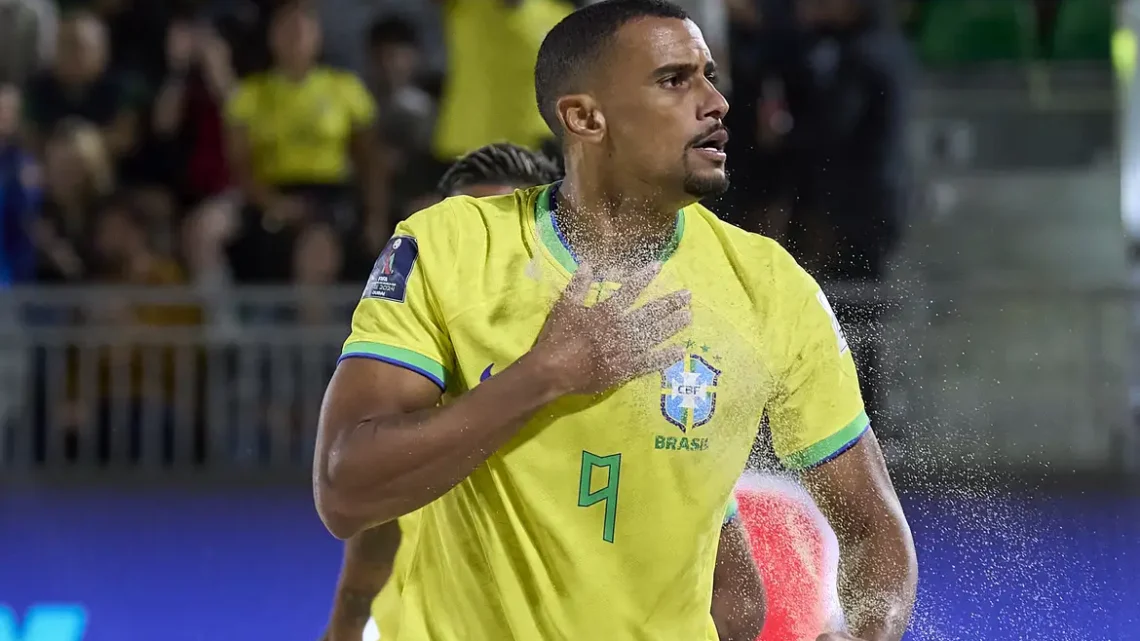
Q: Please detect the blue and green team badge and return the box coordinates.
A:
[660,353,721,432]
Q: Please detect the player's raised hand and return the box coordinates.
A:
[530,261,690,396]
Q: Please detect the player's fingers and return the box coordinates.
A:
[603,261,662,311]
[561,262,595,303]
[624,289,690,325]
[630,307,691,352]
[631,344,686,379]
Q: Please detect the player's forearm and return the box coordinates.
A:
[318,355,563,537]
[324,584,375,641]
[835,515,917,641]
[324,524,400,639]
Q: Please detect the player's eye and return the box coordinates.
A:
[660,74,687,89]
[705,71,719,86]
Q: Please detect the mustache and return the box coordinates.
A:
[687,123,729,148]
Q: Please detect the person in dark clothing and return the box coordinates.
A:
[23,11,141,161]
[787,0,910,281]
[741,0,909,436]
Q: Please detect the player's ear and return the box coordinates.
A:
[557,94,604,143]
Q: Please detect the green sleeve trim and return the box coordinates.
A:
[781,410,870,470]
[723,495,739,524]
[339,341,449,390]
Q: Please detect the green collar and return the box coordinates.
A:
[533,183,685,273]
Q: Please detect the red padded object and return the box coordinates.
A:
[734,476,842,641]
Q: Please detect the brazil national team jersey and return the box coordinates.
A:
[342,184,869,641]
[371,496,742,639]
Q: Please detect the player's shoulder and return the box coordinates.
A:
[686,203,812,290]
[397,186,542,251]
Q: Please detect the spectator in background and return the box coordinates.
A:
[781,0,910,433]
[152,18,236,200]
[224,0,385,285]
[31,118,114,284]
[85,0,172,93]
[22,11,140,160]
[721,0,799,236]
[152,18,238,285]
[788,0,909,281]
[432,0,571,160]
[0,0,59,87]
[361,15,438,239]
[0,84,41,286]
[62,198,200,465]
[89,197,193,297]
[367,16,434,169]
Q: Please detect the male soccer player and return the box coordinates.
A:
[313,1,918,640]
[321,143,764,641]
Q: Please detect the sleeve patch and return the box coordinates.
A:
[816,290,849,354]
[364,236,419,302]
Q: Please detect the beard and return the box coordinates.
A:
[682,166,730,199]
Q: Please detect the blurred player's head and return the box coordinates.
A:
[271,1,322,73]
[535,0,729,206]
[437,143,562,198]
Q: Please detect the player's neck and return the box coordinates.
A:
[557,174,684,271]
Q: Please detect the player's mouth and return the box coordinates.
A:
[690,127,729,163]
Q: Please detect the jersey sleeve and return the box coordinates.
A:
[765,260,869,471]
[340,209,456,390]
[340,73,377,127]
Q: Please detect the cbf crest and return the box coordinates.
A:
[660,354,721,432]
[364,236,419,302]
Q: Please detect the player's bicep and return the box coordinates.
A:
[325,358,443,422]
[799,430,902,537]
[769,285,868,471]
[318,358,443,461]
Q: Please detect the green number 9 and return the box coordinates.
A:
[578,450,621,543]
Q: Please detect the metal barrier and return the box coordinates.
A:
[0,286,360,479]
[0,283,1135,480]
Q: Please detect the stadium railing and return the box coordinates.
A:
[0,282,1135,483]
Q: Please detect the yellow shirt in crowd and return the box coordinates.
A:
[226,68,376,185]
[433,0,573,159]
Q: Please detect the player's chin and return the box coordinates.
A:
[683,167,730,198]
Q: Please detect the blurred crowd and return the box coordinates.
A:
[0,0,1113,464]
[0,0,1115,295]
[0,0,923,298]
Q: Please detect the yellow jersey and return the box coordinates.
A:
[433,0,571,158]
[341,184,868,640]
[370,498,741,639]
[226,67,375,185]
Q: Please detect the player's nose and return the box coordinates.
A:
[699,83,729,121]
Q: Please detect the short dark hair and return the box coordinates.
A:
[368,15,418,49]
[534,0,689,136]
[437,143,562,195]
